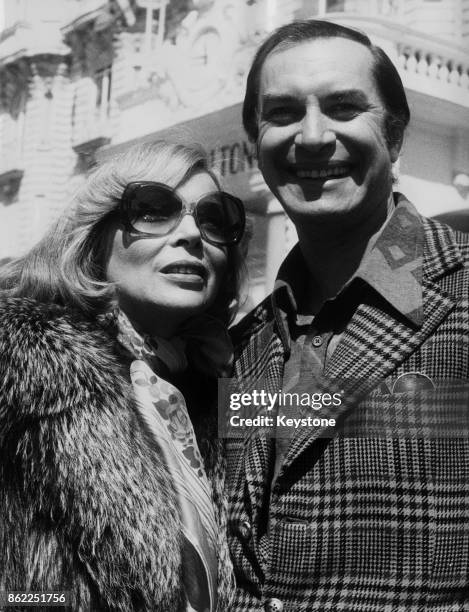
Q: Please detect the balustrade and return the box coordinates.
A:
[397,45,469,93]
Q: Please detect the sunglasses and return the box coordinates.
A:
[119,181,245,247]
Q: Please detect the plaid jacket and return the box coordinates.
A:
[226,211,469,612]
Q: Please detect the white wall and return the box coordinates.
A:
[398,120,468,216]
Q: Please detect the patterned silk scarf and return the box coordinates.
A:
[115,310,225,612]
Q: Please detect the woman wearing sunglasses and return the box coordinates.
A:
[0,141,245,611]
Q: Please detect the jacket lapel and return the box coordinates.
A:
[231,313,285,530]
[325,280,457,394]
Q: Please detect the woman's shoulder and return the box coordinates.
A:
[0,296,184,610]
[0,296,129,421]
[0,294,108,343]
[229,294,274,346]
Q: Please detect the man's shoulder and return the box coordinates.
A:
[421,214,469,280]
[230,294,275,347]
[396,193,469,246]
[423,214,469,248]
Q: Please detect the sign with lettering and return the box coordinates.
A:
[209,141,255,177]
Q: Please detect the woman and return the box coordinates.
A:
[0,141,245,611]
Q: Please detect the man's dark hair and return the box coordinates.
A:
[243,20,410,150]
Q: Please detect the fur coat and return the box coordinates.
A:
[0,297,232,611]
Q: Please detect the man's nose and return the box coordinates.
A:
[295,107,335,151]
[170,212,203,248]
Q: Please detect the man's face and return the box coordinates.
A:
[257,37,400,227]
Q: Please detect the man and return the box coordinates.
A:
[226,20,469,612]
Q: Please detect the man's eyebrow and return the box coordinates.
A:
[260,89,371,108]
[260,93,300,107]
[324,89,370,104]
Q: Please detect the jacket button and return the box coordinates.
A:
[265,598,284,612]
[312,335,323,347]
[238,520,252,540]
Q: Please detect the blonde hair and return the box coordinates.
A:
[0,141,244,324]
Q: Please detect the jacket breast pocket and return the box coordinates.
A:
[343,387,469,439]
[267,519,314,588]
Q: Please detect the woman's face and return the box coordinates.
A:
[105,171,228,337]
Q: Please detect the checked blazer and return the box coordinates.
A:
[226,208,469,612]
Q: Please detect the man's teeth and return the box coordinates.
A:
[167,266,202,275]
[296,166,350,179]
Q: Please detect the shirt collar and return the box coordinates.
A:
[272,194,425,343]
[355,194,424,327]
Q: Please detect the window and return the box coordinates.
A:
[95,66,112,122]
[326,0,345,11]
[0,74,27,167]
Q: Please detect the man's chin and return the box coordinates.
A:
[278,186,344,215]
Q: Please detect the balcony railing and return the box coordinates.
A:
[397,44,469,95]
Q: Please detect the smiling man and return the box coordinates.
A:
[227,20,469,612]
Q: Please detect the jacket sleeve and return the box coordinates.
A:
[0,298,183,611]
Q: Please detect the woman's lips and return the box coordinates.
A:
[159,262,208,285]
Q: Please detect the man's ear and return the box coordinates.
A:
[389,137,403,163]
[386,119,404,163]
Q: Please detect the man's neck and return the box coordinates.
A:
[295,194,395,311]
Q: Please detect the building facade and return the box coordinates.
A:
[0,0,468,309]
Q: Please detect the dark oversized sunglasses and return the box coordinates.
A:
[119,181,245,247]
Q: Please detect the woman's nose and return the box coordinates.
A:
[295,107,336,151]
[170,212,203,248]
